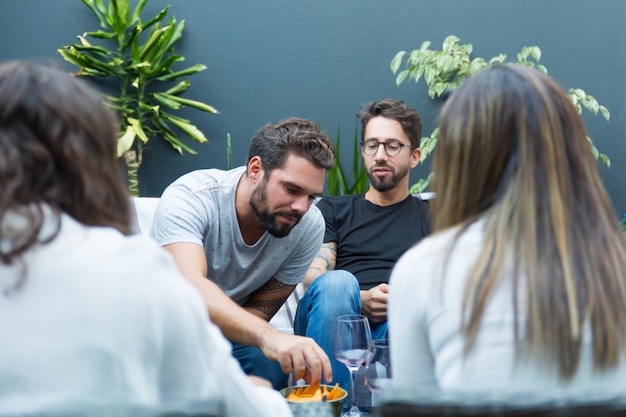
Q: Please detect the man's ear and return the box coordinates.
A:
[410,147,421,169]
[247,156,264,184]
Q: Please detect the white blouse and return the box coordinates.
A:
[389,220,626,395]
[0,209,291,416]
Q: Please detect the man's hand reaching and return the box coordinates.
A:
[259,330,333,386]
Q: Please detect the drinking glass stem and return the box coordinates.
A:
[349,368,358,413]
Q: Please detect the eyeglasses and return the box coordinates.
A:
[360,139,415,157]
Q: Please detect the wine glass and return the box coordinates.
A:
[365,339,392,396]
[333,314,372,417]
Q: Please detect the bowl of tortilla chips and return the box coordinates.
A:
[280,384,347,417]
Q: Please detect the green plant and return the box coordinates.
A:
[58,0,217,196]
[326,125,369,196]
[226,133,233,170]
[391,35,611,193]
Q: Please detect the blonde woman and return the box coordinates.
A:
[389,64,626,393]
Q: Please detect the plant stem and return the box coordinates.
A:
[125,150,142,197]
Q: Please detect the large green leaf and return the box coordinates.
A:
[151,116,197,154]
[117,124,136,157]
[161,93,218,113]
[130,0,148,25]
[142,18,179,68]
[164,80,190,95]
[139,25,169,62]
[162,19,185,53]
[81,0,110,30]
[149,54,185,76]
[73,36,117,59]
[390,51,406,74]
[58,48,117,76]
[141,5,170,31]
[110,0,129,40]
[326,125,367,196]
[84,30,116,39]
[127,117,150,143]
[162,112,208,143]
[156,63,207,81]
[152,92,184,110]
[326,126,342,196]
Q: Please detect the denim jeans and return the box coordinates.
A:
[294,270,389,396]
[231,342,289,389]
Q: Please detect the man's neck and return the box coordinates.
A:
[235,173,265,245]
[364,186,410,207]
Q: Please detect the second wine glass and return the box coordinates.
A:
[365,339,392,395]
[333,314,372,417]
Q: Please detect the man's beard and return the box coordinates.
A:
[367,163,409,192]
[249,180,303,238]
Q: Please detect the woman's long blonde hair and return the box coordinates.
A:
[432,63,626,378]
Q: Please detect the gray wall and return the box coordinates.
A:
[2,1,626,214]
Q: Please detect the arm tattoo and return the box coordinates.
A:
[306,242,337,283]
[244,277,294,318]
[315,249,335,271]
[319,243,337,270]
[245,296,290,317]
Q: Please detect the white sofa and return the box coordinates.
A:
[130,197,301,334]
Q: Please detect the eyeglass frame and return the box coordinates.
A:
[360,138,416,157]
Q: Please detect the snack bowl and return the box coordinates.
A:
[280,384,348,417]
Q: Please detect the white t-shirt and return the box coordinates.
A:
[389,220,626,394]
[151,167,324,305]
[0,208,292,416]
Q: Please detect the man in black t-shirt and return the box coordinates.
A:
[294,99,431,399]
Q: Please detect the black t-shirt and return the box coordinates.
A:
[316,194,431,290]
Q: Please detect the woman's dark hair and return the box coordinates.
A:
[0,60,132,292]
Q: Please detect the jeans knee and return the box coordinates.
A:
[311,270,359,297]
[302,270,361,318]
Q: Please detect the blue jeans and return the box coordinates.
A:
[294,270,389,395]
[231,342,289,389]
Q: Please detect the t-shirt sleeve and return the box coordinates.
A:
[150,184,211,248]
[315,197,338,243]
[420,199,432,236]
